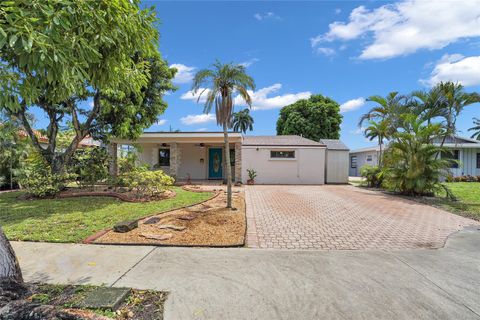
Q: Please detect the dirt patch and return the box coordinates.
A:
[28,283,167,320]
[94,188,245,246]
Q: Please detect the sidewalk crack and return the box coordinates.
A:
[110,246,157,287]
[392,253,480,319]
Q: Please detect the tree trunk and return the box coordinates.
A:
[378,140,383,169]
[223,123,232,209]
[0,228,85,319]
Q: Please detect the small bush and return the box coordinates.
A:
[247,169,257,180]
[449,175,480,183]
[360,165,382,188]
[122,167,174,199]
[18,153,73,197]
[70,147,110,190]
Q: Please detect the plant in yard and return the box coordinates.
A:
[364,119,390,168]
[17,152,74,197]
[191,61,255,208]
[232,109,254,134]
[434,82,480,147]
[381,115,455,199]
[360,165,382,188]
[0,0,175,176]
[276,94,342,140]
[247,169,257,185]
[359,92,407,128]
[122,167,174,199]
[468,117,480,140]
[70,147,110,190]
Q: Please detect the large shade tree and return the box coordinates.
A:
[276,94,342,141]
[0,0,175,174]
[192,61,255,208]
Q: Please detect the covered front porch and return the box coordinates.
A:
[109,132,243,183]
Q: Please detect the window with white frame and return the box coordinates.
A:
[351,156,357,168]
[366,154,373,162]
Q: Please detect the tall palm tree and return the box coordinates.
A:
[364,119,390,168]
[232,109,254,134]
[358,92,406,131]
[411,86,446,125]
[469,118,480,140]
[436,82,480,147]
[192,61,255,208]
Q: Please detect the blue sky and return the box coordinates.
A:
[35,1,480,150]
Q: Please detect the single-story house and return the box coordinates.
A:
[109,132,349,185]
[349,135,480,177]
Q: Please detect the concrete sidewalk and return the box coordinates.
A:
[13,227,480,320]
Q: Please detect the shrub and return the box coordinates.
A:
[122,167,174,198]
[247,169,257,180]
[380,116,455,199]
[360,165,382,188]
[18,153,74,197]
[70,147,110,190]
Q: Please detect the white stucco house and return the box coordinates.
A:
[109,132,349,185]
[349,136,480,177]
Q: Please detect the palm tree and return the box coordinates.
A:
[364,119,390,168]
[436,82,480,147]
[468,118,480,140]
[232,109,254,134]
[192,61,255,208]
[411,86,446,125]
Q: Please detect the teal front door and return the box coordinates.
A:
[208,148,223,179]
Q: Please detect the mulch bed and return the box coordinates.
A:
[27,283,167,320]
[16,187,176,203]
[91,187,246,247]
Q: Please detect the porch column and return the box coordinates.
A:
[108,142,118,178]
[170,143,180,179]
[235,142,242,183]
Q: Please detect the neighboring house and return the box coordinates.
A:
[109,132,350,185]
[349,135,480,177]
[17,129,100,149]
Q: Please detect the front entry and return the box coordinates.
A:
[208,148,223,179]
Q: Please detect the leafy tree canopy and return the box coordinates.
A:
[0,0,175,172]
[276,94,342,141]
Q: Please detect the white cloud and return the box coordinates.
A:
[196,128,208,132]
[180,88,211,104]
[239,58,259,67]
[340,97,365,113]
[235,84,311,111]
[422,54,480,87]
[156,119,167,126]
[315,47,336,56]
[350,126,366,135]
[180,114,216,125]
[170,63,196,84]
[254,12,281,21]
[312,0,480,59]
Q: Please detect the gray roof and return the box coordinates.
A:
[319,139,349,151]
[243,135,325,147]
[350,146,381,153]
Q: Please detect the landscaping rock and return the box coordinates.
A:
[76,287,130,311]
[157,224,186,231]
[143,217,161,225]
[140,233,173,241]
[113,220,138,233]
[178,214,197,221]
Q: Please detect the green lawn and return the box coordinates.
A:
[423,182,480,221]
[0,187,212,243]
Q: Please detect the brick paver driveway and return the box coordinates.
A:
[245,185,478,250]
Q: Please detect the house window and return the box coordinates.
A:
[477,153,480,169]
[366,155,373,162]
[159,148,170,166]
[442,150,459,168]
[351,156,357,168]
[270,150,295,159]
